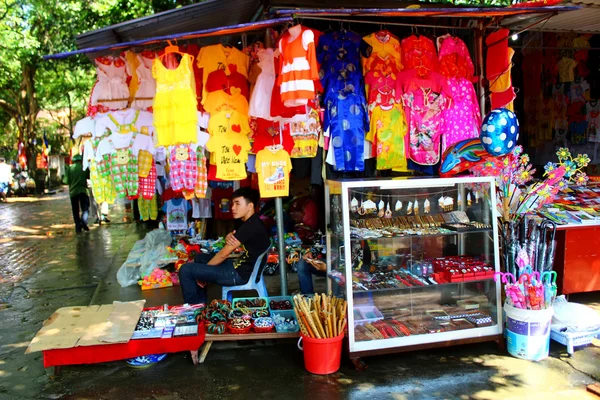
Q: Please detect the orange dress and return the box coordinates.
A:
[277,25,319,107]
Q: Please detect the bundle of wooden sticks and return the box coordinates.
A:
[293,293,347,339]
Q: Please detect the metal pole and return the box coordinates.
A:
[476,20,486,119]
[275,197,287,295]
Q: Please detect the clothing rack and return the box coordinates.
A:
[513,46,600,50]
[296,15,475,31]
[96,97,154,102]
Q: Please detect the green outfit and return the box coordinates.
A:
[64,158,89,197]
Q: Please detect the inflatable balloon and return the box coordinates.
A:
[480,108,519,156]
[440,138,495,177]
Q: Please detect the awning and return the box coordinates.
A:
[272,5,580,18]
[501,1,600,33]
[76,0,262,53]
[44,17,291,60]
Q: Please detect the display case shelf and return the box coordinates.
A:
[325,177,503,357]
[330,228,493,242]
[352,277,496,294]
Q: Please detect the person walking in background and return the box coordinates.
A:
[64,155,90,233]
[0,157,12,202]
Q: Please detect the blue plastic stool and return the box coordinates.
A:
[222,249,269,302]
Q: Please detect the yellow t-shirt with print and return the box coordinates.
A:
[202,88,249,116]
[255,148,292,198]
[208,110,252,165]
[206,132,251,181]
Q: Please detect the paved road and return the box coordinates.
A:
[0,191,145,399]
[0,191,598,400]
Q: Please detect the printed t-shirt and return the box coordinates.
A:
[205,132,251,180]
[212,187,233,220]
[208,110,252,165]
[162,198,190,231]
[197,44,249,101]
[232,213,271,283]
[202,88,249,115]
[288,107,322,158]
[255,147,293,198]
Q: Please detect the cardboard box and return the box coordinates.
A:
[26,300,145,353]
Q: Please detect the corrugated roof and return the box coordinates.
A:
[76,0,262,52]
[501,3,600,33]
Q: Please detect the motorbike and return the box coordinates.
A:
[10,171,36,196]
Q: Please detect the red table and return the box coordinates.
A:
[43,326,205,374]
[554,225,600,294]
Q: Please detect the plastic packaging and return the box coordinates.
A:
[117,229,174,287]
[551,295,600,333]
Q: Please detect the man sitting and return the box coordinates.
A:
[179,188,270,304]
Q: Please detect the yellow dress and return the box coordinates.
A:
[152,54,198,147]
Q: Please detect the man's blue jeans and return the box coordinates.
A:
[297,258,326,294]
[179,254,242,304]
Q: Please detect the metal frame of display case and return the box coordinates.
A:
[324,177,503,359]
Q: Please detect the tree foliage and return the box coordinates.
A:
[0,0,190,165]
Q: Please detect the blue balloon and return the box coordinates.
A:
[479,108,520,156]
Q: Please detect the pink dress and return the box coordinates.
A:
[442,77,481,154]
[402,89,448,165]
[437,35,475,81]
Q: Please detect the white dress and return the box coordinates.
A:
[90,56,130,111]
[131,53,156,110]
[248,48,276,120]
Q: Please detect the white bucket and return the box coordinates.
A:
[505,303,554,361]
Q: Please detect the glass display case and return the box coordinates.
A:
[324,177,502,356]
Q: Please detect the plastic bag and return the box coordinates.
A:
[551,295,600,332]
[116,229,174,287]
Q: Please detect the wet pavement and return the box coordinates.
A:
[0,190,598,400]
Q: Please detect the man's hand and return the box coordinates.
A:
[225,231,241,248]
[307,259,327,272]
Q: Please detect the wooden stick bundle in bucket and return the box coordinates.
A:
[293,293,347,339]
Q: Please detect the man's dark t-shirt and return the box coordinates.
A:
[233,214,270,283]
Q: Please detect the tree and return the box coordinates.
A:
[0,0,161,166]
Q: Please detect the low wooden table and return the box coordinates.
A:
[199,331,300,363]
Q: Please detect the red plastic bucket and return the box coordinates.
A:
[297,332,344,375]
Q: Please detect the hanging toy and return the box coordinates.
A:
[350,197,358,214]
[407,201,413,215]
[377,199,385,218]
[424,198,431,214]
[414,199,420,215]
[480,108,520,156]
[395,200,402,212]
[384,202,392,218]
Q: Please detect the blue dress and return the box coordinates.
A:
[318,30,371,171]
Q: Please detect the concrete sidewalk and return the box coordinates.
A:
[0,191,598,400]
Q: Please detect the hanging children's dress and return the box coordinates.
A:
[278,25,319,107]
[131,52,157,111]
[402,89,449,167]
[169,144,198,192]
[249,48,276,120]
[82,136,117,205]
[152,54,198,147]
[89,56,130,115]
[442,77,481,154]
[98,131,140,199]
